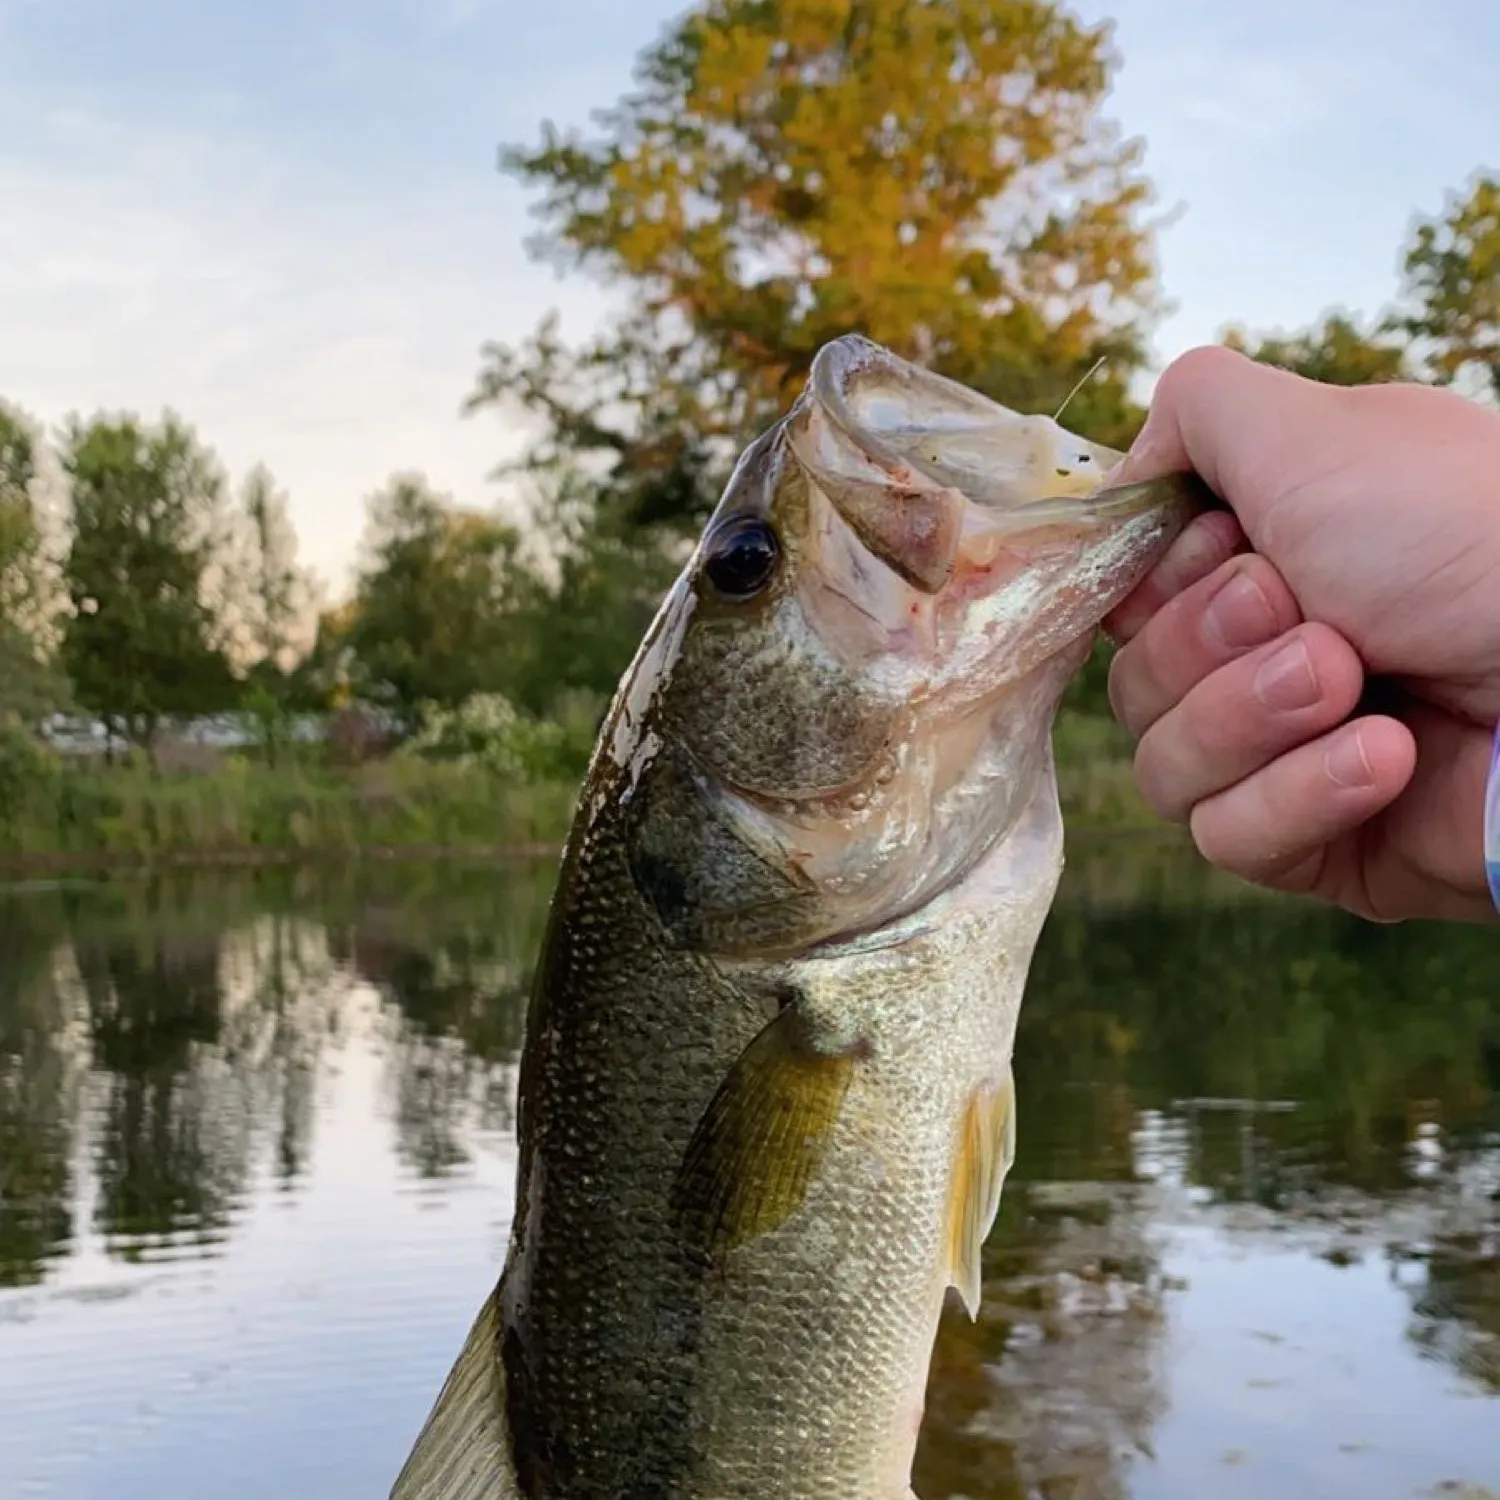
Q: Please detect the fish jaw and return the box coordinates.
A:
[616,335,1198,960]
[722,336,1196,952]
[784,334,1200,713]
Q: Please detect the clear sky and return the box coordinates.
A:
[3,0,1496,600]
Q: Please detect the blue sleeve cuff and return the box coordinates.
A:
[1487,716,1500,913]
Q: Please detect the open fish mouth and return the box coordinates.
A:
[785,333,1194,597]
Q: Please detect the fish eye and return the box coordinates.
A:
[703,515,780,601]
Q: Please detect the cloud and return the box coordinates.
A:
[2,0,1496,604]
[0,86,615,601]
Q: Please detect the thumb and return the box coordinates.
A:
[1111,345,1343,542]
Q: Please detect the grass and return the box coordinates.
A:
[0,709,1167,873]
[0,755,581,871]
[1052,710,1166,832]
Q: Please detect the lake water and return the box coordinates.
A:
[1,844,1497,1500]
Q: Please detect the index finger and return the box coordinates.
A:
[1103,508,1247,646]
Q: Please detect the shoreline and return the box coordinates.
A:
[0,841,567,881]
[0,824,1189,881]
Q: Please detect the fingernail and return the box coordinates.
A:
[1253,637,1319,711]
[1204,570,1276,651]
[1325,726,1374,789]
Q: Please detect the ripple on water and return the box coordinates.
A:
[1,856,1497,1499]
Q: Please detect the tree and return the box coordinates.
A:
[0,403,43,625]
[287,601,359,715]
[1393,171,1500,402]
[344,475,531,724]
[59,413,235,753]
[1220,312,1414,387]
[0,402,69,725]
[229,466,321,760]
[502,473,681,718]
[237,464,318,678]
[478,0,1164,540]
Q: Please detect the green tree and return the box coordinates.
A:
[0,402,69,725]
[344,475,530,724]
[231,465,320,759]
[59,413,235,754]
[1394,171,1499,401]
[0,403,43,626]
[478,0,1164,540]
[236,464,317,678]
[1220,312,1414,386]
[286,600,358,714]
[501,475,679,718]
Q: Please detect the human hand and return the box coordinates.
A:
[1101,345,1500,925]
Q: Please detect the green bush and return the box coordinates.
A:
[401,690,604,786]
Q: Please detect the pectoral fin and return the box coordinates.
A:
[944,1067,1017,1319]
[671,1002,857,1256]
[390,1288,517,1500]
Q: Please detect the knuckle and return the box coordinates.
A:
[1158,343,1245,398]
[1188,674,1263,756]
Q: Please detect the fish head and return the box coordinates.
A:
[616,334,1201,958]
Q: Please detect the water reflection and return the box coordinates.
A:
[0,845,1494,1499]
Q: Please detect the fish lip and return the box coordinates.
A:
[795,335,1201,586]
[1079,477,1183,519]
[957,470,1212,543]
[805,332,990,484]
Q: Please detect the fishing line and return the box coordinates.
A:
[1052,357,1107,424]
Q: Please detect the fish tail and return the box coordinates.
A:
[390,1288,519,1500]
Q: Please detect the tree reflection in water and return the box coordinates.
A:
[0,843,1493,1497]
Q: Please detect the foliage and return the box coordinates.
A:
[344,475,531,724]
[401,689,604,785]
[0,634,71,727]
[58,413,235,750]
[1222,171,1499,400]
[1221,312,1413,386]
[1392,171,1500,401]
[2,11,1498,867]
[221,466,323,760]
[289,601,359,714]
[0,722,53,836]
[478,0,1163,543]
[0,402,45,630]
[233,464,319,689]
[500,476,681,717]
[0,402,70,724]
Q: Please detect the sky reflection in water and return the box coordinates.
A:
[0,848,1496,1500]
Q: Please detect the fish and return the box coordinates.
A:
[390,334,1205,1500]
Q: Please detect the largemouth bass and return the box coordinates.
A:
[392,335,1201,1500]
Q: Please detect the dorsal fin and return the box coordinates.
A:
[943,1066,1017,1319]
[390,1288,517,1499]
